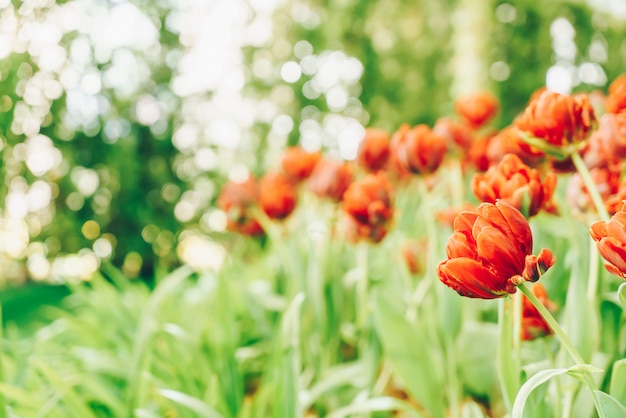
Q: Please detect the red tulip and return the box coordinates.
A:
[308,158,353,202]
[433,117,473,151]
[437,200,555,299]
[216,177,263,236]
[605,74,626,114]
[357,128,391,172]
[472,153,557,217]
[454,92,499,129]
[521,283,555,341]
[259,172,297,220]
[487,126,545,168]
[590,203,626,279]
[343,171,394,243]
[393,124,447,175]
[281,146,321,181]
[515,90,597,147]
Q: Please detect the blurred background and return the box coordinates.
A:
[0,0,624,293]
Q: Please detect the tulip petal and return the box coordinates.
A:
[475,225,524,277]
[446,231,477,259]
[590,221,608,241]
[438,258,509,299]
[597,237,626,277]
[607,217,626,244]
[495,200,533,256]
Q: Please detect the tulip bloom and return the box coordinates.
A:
[454,92,499,129]
[515,90,597,147]
[605,74,626,115]
[487,126,545,168]
[581,113,626,169]
[437,200,555,299]
[217,177,263,236]
[392,124,447,175]
[308,158,353,202]
[521,283,555,341]
[433,117,473,151]
[357,128,391,172]
[567,167,621,215]
[343,171,394,243]
[259,172,297,220]
[590,203,626,279]
[281,146,321,181]
[472,153,557,217]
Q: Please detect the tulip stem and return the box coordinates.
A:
[0,304,5,418]
[518,283,605,418]
[570,151,610,222]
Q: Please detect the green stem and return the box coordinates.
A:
[571,151,610,222]
[0,304,6,418]
[587,235,600,303]
[356,243,369,331]
[497,298,518,411]
[518,283,605,418]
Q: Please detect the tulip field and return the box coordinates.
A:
[3,73,626,418]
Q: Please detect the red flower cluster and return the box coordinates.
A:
[515,90,597,147]
[521,283,555,341]
[437,201,555,299]
[590,203,626,279]
[343,172,394,243]
[472,154,556,217]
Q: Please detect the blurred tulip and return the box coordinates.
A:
[567,167,621,215]
[281,146,321,181]
[437,200,555,299]
[343,171,394,243]
[454,92,499,129]
[217,177,263,236]
[521,283,555,341]
[581,113,626,169]
[472,154,556,217]
[487,126,545,167]
[259,172,297,220]
[402,240,427,275]
[308,158,353,202]
[357,128,391,171]
[434,117,473,151]
[393,124,447,175]
[515,90,597,147]
[590,203,626,279]
[605,74,626,114]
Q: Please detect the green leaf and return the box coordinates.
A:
[34,361,98,418]
[610,359,626,404]
[512,367,568,418]
[373,289,446,418]
[158,389,225,418]
[565,364,604,383]
[326,397,421,418]
[273,293,304,418]
[513,364,603,418]
[594,391,626,417]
